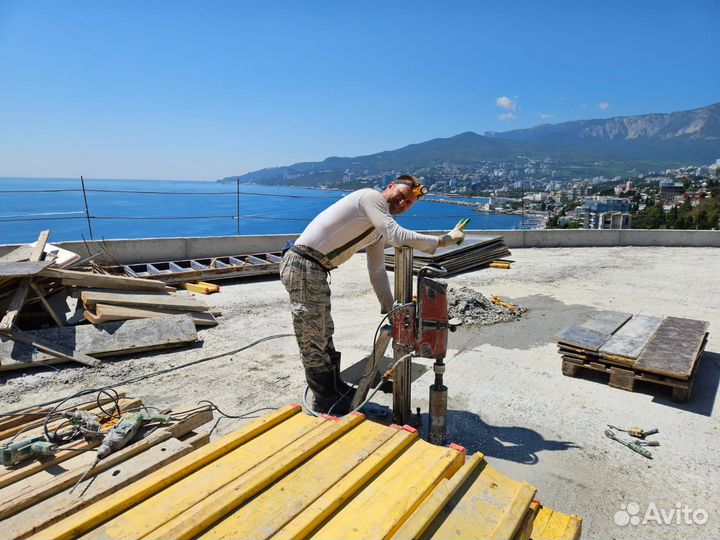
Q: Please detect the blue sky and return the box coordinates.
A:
[0,1,718,180]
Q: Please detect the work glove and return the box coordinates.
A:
[441,218,470,247]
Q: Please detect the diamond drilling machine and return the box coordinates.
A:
[353,246,458,445]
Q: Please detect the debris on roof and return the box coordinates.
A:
[0,230,220,372]
[448,286,527,326]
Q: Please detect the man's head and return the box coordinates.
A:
[383,174,428,215]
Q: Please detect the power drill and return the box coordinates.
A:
[71,410,171,493]
[1,435,58,467]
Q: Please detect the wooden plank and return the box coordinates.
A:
[7,328,101,367]
[600,315,662,360]
[2,438,198,540]
[0,280,31,332]
[91,304,217,327]
[80,291,208,312]
[0,315,197,371]
[29,283,66,327]
[0,393,125,441]
[0,398,140,489]
[69,287,172,299]
[39,267,167,291]
[0,261,54,278]
[29,230,51,262]
[579,311,632,334]
[0,409,213,521]
[556,326,608,352]
[634,317,709,379]
[0,246,35,264]
[0,231,50,333]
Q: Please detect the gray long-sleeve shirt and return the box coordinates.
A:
[295,188,440,312]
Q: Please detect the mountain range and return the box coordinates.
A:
[225,102,720,185]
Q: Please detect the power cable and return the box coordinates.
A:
[0,333,295,418]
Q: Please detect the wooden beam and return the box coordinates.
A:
[2,439,199,539]
[0,231,50,333]
[88,304,217,327]
[29,283,66,327]
[39,268,167,291]
[80,291,208,312]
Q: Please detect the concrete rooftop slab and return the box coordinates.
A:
[1,246,718,539]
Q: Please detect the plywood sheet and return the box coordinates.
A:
[634,317,709,379]
[0,314,197,370]
[600,315,662,360]
[580,311,632,335]
[0,261,53,277]
[556,326,608,352]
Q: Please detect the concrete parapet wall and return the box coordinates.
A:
[0,230,717,264]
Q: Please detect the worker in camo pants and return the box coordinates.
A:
[280,175,466,415]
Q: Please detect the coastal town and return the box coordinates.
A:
[334,158,720,231]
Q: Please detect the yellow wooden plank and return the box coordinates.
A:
[513,501,542,540]
[203,421,399,540]
[391,452,485,540]
[271,427,418,540]
[144,413,365,540]
[531,507,582,540]
[83,410,326,540]
[309,440,466,540]
[530,507,553,539]
[423,463,537,540]
[30,404,301,540]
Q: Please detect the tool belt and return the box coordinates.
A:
[289,244,334,273]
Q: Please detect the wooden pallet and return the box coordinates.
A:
[561,332,708,402]
[117,252,283,284]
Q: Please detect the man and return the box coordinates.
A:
[280,174,466,414]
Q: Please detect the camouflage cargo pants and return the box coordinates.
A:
[280,250,335,369]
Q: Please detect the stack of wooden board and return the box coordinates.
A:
[384,235,511,276]
[0,230,208,372]
[556,311,709,402]
[19,405,582,540]
[0,395,213,539]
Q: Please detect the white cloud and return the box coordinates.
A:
[598,102,610,110]
[538,113,554,120]
[498,112,518,121]
[496,96,516,111]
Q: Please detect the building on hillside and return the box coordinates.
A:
[580,197,631,229]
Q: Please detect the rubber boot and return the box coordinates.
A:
[304,365,339,414]
[328,350,356,415]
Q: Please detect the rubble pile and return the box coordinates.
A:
[447,286,526,326]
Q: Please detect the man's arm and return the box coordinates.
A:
[360,191,440,254]
[365,239,393,313]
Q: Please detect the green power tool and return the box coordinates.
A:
[1,435,58,467]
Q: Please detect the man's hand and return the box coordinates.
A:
[440,218,470,247]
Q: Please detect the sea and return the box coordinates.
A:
[0,177,523,245]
